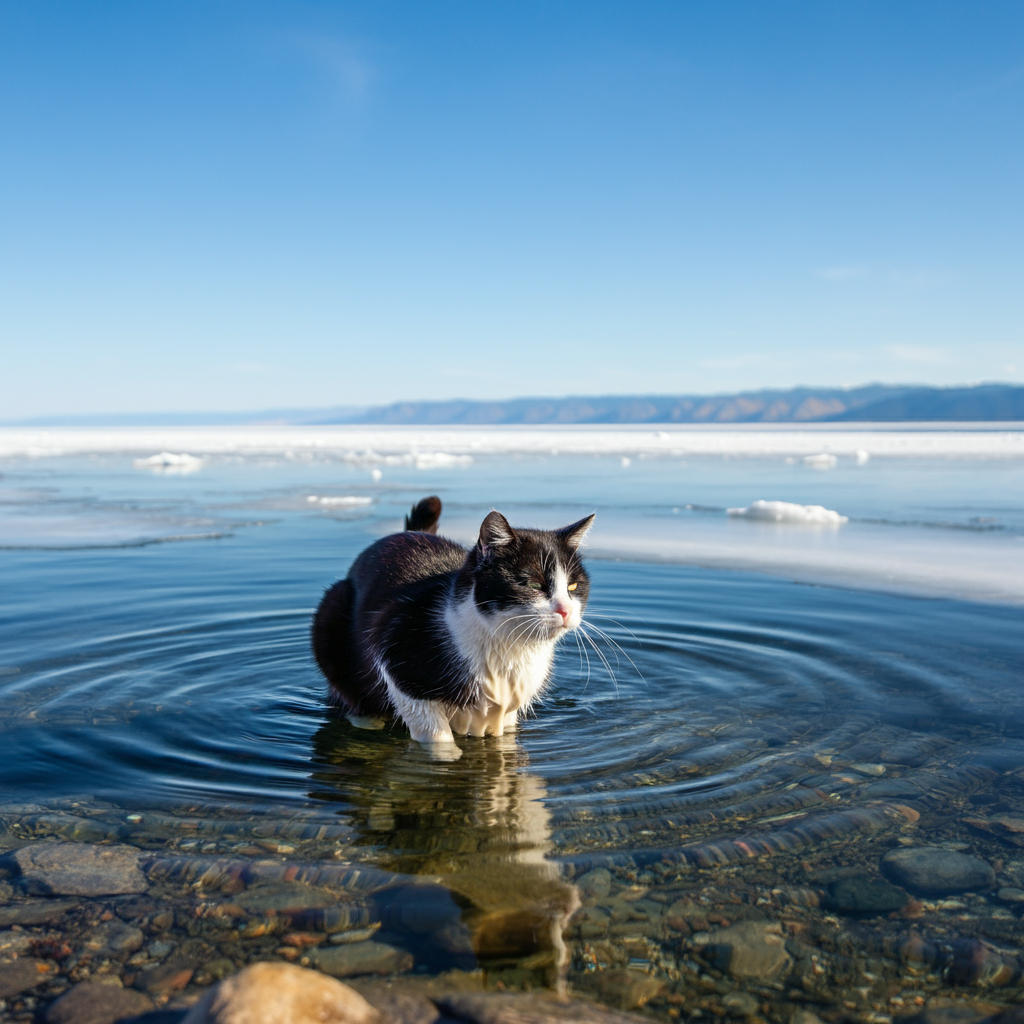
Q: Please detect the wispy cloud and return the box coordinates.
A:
[289,33,374,100]
[815,266,868,281]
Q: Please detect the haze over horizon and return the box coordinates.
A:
[2,2,1022,418]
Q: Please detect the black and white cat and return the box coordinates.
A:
[312,496,594,746]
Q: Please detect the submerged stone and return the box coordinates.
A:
[0,958,51,999]
[575,868,612,904]
[722,991,761,1018]
[11,841,147,896]
[308,940,414,978]
[44,979,154,1024]
[0,898,80,926]
[701,920,792,980]
[881,847,995,895]
[233,881,339,914]
[83,918,144,957]
[823,875,908,914]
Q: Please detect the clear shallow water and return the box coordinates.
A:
[1,448,1023,1019]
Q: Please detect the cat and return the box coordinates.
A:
[312,495,594,746]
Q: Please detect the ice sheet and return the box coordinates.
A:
[2,425,1020,604]
[2,424,1023,460]
[435,510,1023,606]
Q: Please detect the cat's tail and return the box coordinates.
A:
[405,495,442,533]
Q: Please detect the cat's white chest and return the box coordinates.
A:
[444,596,557,738]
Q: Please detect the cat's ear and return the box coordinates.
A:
[557,513,595,550]
[478,510,516,554]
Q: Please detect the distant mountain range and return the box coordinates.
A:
[329,384,1024,425]
[7,383,1024,427]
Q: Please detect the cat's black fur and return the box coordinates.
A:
[311,496,594,743]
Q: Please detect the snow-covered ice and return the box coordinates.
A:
[2,424,1021,605]
[2,424,1022,461]
[133,451,204,473]
[306,495,373,507]
[727,500,849,525]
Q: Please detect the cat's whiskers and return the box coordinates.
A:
[580,619,646,684]
[583,613,646,649]
[576,624,621,697]
[572,628,593,694]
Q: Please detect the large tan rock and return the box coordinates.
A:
[182,962,380,1024]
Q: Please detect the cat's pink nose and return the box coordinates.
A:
[554,604,570,623]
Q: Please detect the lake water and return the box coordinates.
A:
[1,426,1022,1021]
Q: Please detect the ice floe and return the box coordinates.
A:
[803,452,838,469]
[306,495,373,507]
[133,452,204,474]
[727,500,849,525]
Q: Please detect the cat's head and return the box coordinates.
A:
[466,510,595,641]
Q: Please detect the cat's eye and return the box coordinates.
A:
[567,583,578,591]
[527,581,543,591]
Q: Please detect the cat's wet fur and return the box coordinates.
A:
[312,496,594,746]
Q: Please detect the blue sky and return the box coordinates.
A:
[1,2,1022,416]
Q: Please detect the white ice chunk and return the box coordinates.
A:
[411,452,473,469]
[803,452,838,469]
[856,449,871,464]
[306,495,372,507]
[133,452,204,474]
[727,500,849,525]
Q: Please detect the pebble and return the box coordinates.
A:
[134,958,196,995]
[192,958,237,988]
[10,841,147,896]
[881,847,995,896]
[0,958,51,999]
[700,920,793,980]
[996,886,1024,903]
[308,940,414,978]
[823,875,908,915]
[181,962,380,1024]
[328,924,382,945]
[82,919,144,957]
[44,979,155,1024]
[722,991,761,1017]
[146,938,176,959]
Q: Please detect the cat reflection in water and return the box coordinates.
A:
[312,496,594,748]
